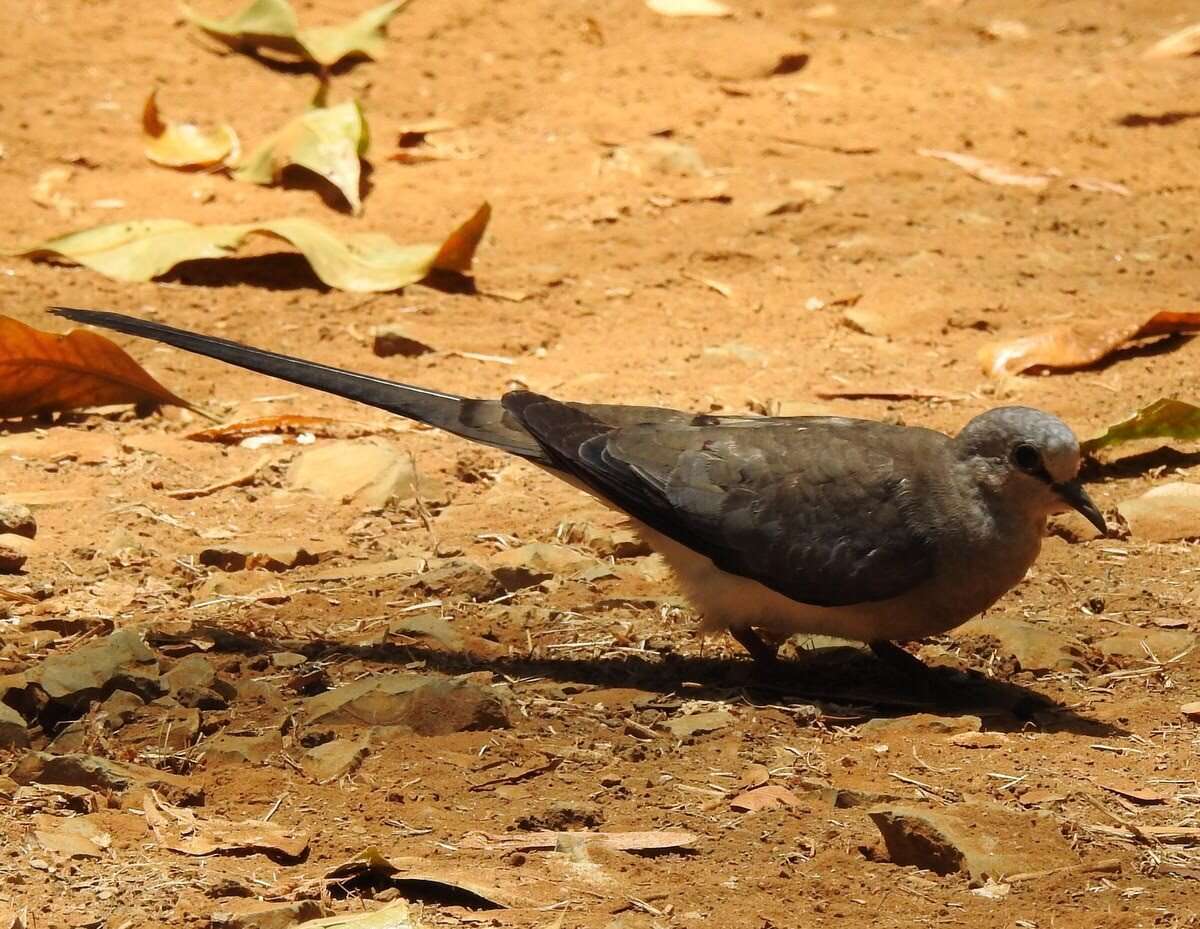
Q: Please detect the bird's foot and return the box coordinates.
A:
[730,626,780,667]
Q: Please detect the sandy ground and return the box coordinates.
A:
[2,1,1200,927]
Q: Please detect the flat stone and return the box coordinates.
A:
[10,752,202,805]
[1118,482,1200,541]
[0,533,34,573]
[0,500,36,539]
[200,731,284,767]
[959,616,1088,672]
[305,674,512,735]
[1096,627,1197,661]
[17,629,162,714]
[162,654,237,710]
[198,538,333,572]
[869,803,1077,885]
[489,543,597,592]
[288,440,429,509]
[665,710,734,740]
[0,701,29,748]
[97,690,144,730]
[301,738,370,783]
[860,714,982,737]
[211,899,330,929]
[270,651,307,669]
[399,558,506,601]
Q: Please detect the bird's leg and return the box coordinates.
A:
[730,626,780,666]
[869,640,930,677]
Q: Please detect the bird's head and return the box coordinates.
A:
[954,406,1106,534]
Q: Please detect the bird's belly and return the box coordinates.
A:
[632,521,1036,644]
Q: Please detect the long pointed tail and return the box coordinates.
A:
[49,307,546,461]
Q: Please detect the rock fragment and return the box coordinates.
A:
[304,674,512,734]
[10,752,202,805]
[869,803,1076,884]
[665,710,733,739]
[489,543,597,592]
[198,538,333,572]
[371,324,436,358]
[0,533,34,573]
[1117,482,1200,541]
[289,440,437,509]
[301,738,370,783]
[162,654,238,710]
[211,899,330,929]
[959,616,1087,671]
[0,500,36,538]
[0,702,29,748]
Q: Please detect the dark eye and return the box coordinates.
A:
[1012,443,1041,473]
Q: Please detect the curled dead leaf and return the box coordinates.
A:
[979,310,1200,376]
[5,204,491,292]
[186,0,409,67]
[729,784,800,812]
[234,100,368,214]
[142,90,239,169]
[1081,399,1200,455]
[144,791,309,859]
[0,315,190,417]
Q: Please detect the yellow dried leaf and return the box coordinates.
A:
[142,90,239,169]
[4,205,491,293]
[186,0,409,67]
[234,101,368,213]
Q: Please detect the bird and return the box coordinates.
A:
[50,306,1106,671]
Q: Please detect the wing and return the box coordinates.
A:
[505,392,941,607]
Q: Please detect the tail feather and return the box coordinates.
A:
[49,307,547,461]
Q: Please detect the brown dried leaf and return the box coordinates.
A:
[980,310,1200,376]
[1096,777,1169,805]
[0,315,190,417]
[729,784,800,812]
[144,791,308,859]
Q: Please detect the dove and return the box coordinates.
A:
[50,306,1106,670]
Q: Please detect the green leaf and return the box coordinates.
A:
[3,205,491,293]
[1081,398,1200,455]
[234,101,369,214]
[186,0,409,67]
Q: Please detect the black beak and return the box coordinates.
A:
[1054,480,1107,535]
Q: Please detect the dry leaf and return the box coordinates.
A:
[1144,23,1200,59]
[326,848,558,909]
[290,902,420,929]
[729,784,800,812]
[460,830,699,852]
[33,814,111,859]
[1096,778,1169,805]
[142,90,239,169]
[979,310,1200,376]
[144,791,309,859]
[646,0,734,16]
[235,101,368,214]
[186,0,409,67]
[188,414,375,445]
[5,204,490,292]
[1081,399,1200,455]
[0,315,190,417]
[917,148,1049,189]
